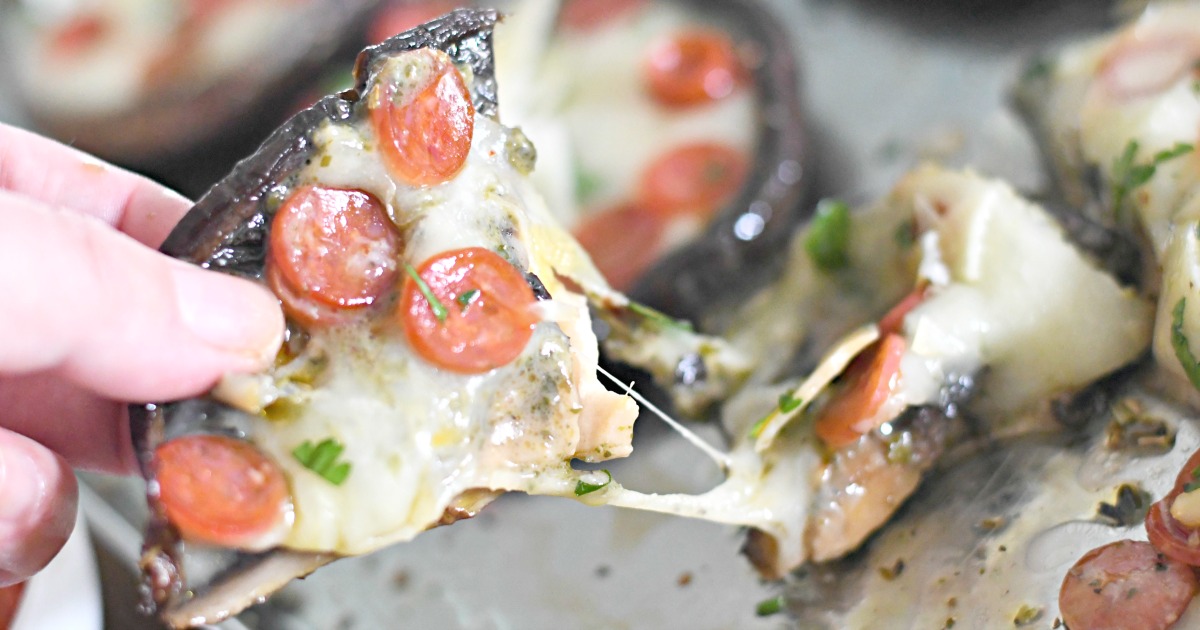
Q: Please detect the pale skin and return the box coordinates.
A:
[0,123,285,586]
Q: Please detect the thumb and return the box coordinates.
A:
[0,190,284,402]
[0,429,76,587]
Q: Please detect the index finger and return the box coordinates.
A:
[0,123,192,247]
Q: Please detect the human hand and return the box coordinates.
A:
[0,123,284,586]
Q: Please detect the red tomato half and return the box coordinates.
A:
[643,30,744,108]
[1059,540,1198,630]
[156,435,291,548]
[1146,447,1200,566]
[573,203,666,291]
[401,247,538,373]
[637,142,747,219]
[267,185,401,325]
[370,49,474,187]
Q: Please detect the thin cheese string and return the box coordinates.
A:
[596,365,732,473]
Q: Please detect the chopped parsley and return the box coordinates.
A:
[574,161,604,205]
[457,288,481,311]
[894,218,916,248]
[628,301,694,332]
[574,469,612,496]
[1110,140,1193,221]
[755,595,785,617]
[1186,467,1200,494]
[749,392,804,438]
[805,198,851,272]
[778,392,803,414]
[292,438,352,486]
[1170,298,1200,391]
[405,263,448,322]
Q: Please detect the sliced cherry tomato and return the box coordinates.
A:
[370,49,474,187]
[814,334,907,449]
[48,14,108,59]
[637,142,747,219]
[368,1,457,44]
[559,0,647,32]
[573,203,666,291]
[401,247,538,373]
[267,185,401,325]
[877,284,928,337]
[1146,447,1200,566]
[155,435,290,548]
[0,582,23,630]
[643,30,744,108]
[1060,540,1198,630]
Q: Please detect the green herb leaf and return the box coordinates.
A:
[748,412,772,439]
[755,595,785,617]
[1111,140,1193,221]
[457,288,481,311]
[805,198,852,272]
[292,438,353,486]
[574,161,604,205]
[405,263,448,322]
[778,392,803,414]
[574,469,612,496]
[628,301,694,332]
[893,218,916,248]
[1171,298,1200,392]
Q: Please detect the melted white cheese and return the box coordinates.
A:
[222,53,639,556]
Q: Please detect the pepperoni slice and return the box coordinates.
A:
[559,0,647,32]
[637,142,747,219]
[814,334,907,449]
[370,49,474,187]
[643,30,744,108]
[155,435,291,548]
[877,284,929,337]
[48,14,108,59]
[368,1,457,44]
[1059,540,1198,630]
[573,203,666,291]
[0,582,23,630]
[401,247,538,373]
[267,185,401,325]
[1146,448,1200,566]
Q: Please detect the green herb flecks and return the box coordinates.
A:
[755,595,785,617]
[406,263,448,322]
[628,301,694,332]
[805,198,852,272]
[749,392,805,438]
[457,288,481,312]
[1186,467,1200,494]
[574,469,612,496]
[778,392,803,414]
[293,438,352,486]
[894,218,916,248]
[1171,298,1200,391]
[574,160,604,205]
[1111,140,1193,222]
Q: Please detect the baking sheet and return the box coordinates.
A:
[0,0,1134,627]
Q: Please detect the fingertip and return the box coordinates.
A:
[171,263,285,369]
[0,430,77,587]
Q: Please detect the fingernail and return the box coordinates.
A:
[0,437,44,523]
[172,264,284,364]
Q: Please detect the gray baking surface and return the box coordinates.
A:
[0,0,1127,627]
